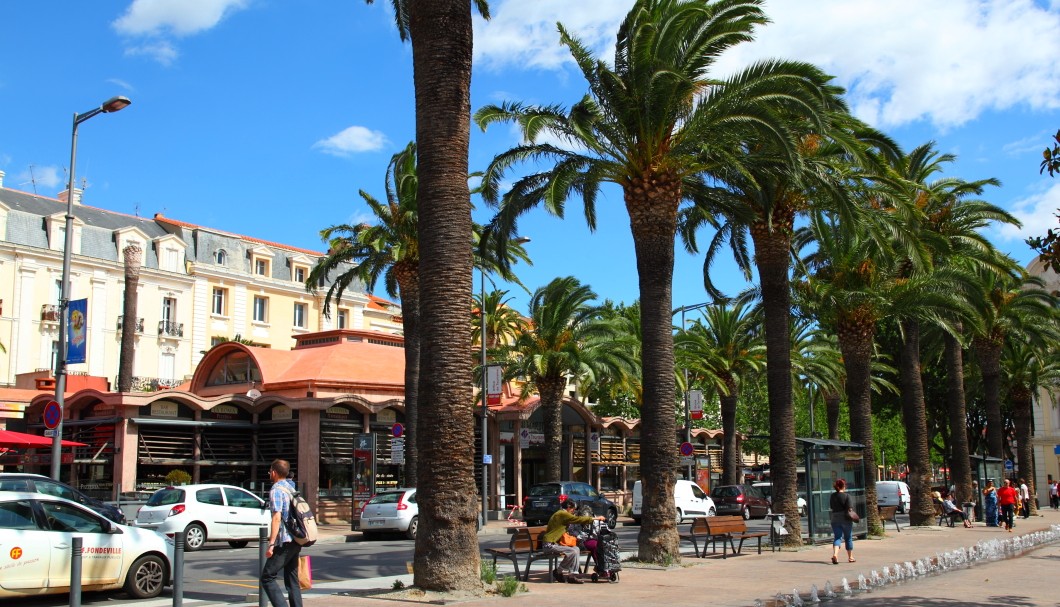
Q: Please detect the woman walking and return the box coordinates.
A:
[829,479,856,564]
[982,480,999,527]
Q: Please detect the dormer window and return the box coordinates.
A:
[215,249,227,265]
[255,258,270,276]
[294,266,307,283]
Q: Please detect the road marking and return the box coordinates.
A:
[201,579,260,589]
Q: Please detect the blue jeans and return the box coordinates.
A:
[831,520,853,551]
[261,542,302,607]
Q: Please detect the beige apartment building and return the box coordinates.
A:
[1027,257,1060,506]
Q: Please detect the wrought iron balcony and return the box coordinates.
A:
[116,316,145,333]
[41,304,60,322]
[158,320,184,337]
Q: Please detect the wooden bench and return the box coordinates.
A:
[878,505,900,533]
[483,526,588,582]
[934,501,956,527]
[680,515,769,559]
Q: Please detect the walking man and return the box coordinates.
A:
[997,478,1018,532]
[1018,478,1031,519]
[1050,480,1059,510]
[262,459,302,607]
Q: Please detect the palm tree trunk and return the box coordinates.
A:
[837,322,881,535]
[408,0,479,591]
[1010,385,1036,515]
[823,390,841,441]
[943,330,973,506]
[626,177,680,564]
[537,376,566,482]
[397,274,420,488]
[118,245,142,393]
[720,386,740,486]
[898,319,935,526]
[750,221,801,545]
[974,338,1005,458]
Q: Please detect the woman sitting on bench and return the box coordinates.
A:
[941,492,972,528]
[543,498,605,584]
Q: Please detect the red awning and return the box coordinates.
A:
[0,429,87,449]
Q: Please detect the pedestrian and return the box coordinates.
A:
[829,478,855,564]
[996,478,1018,532]
[542,498,605,584]
[261,459,302,607]
[1050,480,1059,510]
[982,480,999,527]
[941,491,972,528]
[1018,478,1031,518]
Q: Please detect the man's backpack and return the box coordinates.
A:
[281,485,318,547]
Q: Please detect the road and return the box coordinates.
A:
[4,513,848,607]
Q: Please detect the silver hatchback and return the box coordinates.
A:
[359,488,418,540]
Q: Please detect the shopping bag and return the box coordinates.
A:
[298,555,312,590]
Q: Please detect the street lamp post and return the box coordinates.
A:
[480,236,529,526]
[676,301,712,481]
[50,96,131,481]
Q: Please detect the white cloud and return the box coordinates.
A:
[313,126,389,157]
[112,0,249,65]
[106,78,136,92]
[475,0,1060,130]
[994,181,1060,242]
[11,165,63,192]
[1003,131,1054,157]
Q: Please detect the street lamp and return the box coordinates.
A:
[480,236,530,526]
[51,96,131,481]
[675,301,712,481]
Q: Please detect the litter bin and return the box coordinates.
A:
[963,502,976,523]
[766,513,787,547]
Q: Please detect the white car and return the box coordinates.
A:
[876,480,911,513]
[631,479,716,524]
[0,492,173,600]
[359,488,418,540]
[752,482,807,516]
[134,484,270,551]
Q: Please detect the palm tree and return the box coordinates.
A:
[472,289,528,350]
[476,0,841,561]
[118,244,143,392]
[504,277,637,481]
[675,303,765,484]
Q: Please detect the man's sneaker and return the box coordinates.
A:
[567,575,584,584]
[552,569,565,583]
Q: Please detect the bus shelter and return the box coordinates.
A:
[971,454,1004,520]
[800,438,867,543]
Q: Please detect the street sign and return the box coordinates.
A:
[43,401,61,430]
[483,454,493,465]
[392,423,404,438]
[44,429,57,438]
[689,390,703,420]
[679,441,694,457]
[589,431,600,453]
[1005,459,1014,471]
[486,365,503,405]
[679,456,695,467]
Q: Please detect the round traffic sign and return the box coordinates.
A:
[392,423,405,438]
[679,441,694,457]
[43,401,62,430]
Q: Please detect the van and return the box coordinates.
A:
[631,479,715,524]
[875,480,911,513]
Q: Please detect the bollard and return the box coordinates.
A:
[258,527,268,607]
[69,536,82,607]
[172,534,184,607]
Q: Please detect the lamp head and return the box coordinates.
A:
[513,236,531,244]
[101,96,132,113]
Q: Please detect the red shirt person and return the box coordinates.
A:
[996,479,1019,531]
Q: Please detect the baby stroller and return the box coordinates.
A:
[586,520,622,583]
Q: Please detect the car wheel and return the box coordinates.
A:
[406,516,419,540]
[228,540,249,549]
[124,554,166,599]
[605,509,618,529]
[707,507,716,517]
[899,504,906,514]
[361,531,378,541]
[741,507,750,520]
[674,508,683,524]
[183,523,206,551]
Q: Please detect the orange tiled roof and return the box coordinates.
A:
[241,341,405,387]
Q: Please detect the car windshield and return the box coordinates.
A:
[147,488,185,506]
[527,484,561,497]
[711,486,740,498]
[368,491,406,505]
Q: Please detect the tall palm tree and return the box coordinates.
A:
[472,289,528,350]
[476,0,840,561]
[504,277,637,481]
[676,302,765,484]
[117,244,143,392]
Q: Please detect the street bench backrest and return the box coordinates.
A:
[878,505,897,520]
[523,526,548,551]
[704,515,746,535]
[687,517,711,535]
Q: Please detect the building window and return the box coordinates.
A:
[337,309,348,329]
[162,247,180,272]
[211,288,227,316]
[294,266,306,283]
[293,303,307,328]
[162,297,177,323]
[253,296,269,323]
[215,249,227,265]
[255,259,269,276]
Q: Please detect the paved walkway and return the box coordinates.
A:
[262,511,1060,607]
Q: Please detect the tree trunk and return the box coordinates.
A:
[720,387,740,486]
[837,319,881,535]
[408,0,479,591]
[396,272,420,488]
[1010,385,1036,516]
[538,376,566,482]
[750,219,801,545]
[118,245,142,393]
[974,338,1004,459]
[823,389,841,441]
[898,319,934,526]
[626,174,680,564]
[943,330,973,507]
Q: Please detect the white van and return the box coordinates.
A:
[875,480,911,513]
[631,479,716,523]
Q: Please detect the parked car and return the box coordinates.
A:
[522,481,619,528]
[0,472,125,524]
[709,484,771,519]
[631,479,715,524]
[359,487,418,540]
[0,492,173,599]
[133,484,270,551]
[876,480,911,513]
[751,481,807,516]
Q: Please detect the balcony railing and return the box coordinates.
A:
[115,376,186,392]
[116,316,145,333]
[41,304,59,322]
[158,320,184,337]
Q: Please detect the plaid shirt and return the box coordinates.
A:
[269,479,295,546]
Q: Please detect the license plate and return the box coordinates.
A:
[532,501,547,508]
[368,519,385,526]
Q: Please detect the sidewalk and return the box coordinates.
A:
[281,511,1060,607]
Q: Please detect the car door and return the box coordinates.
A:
[0,498,50,590]
[686,483,711,517]
[40,500,122,588]
[223,487,268,539]
[193,487,230,540]
[748,486,769,516]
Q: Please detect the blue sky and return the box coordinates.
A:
[3,0,1060,315]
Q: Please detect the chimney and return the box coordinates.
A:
[0,170,5,188]
[58,187,83,205]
